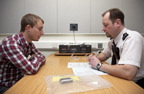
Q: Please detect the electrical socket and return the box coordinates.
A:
[98,43,103,48]
[52,43,57,48]
[70,24,78,31]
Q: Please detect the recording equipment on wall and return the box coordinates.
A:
[70,23,78,44]
[58,23,91,54]
[59,44,91,53]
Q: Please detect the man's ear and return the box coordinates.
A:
[25,25,31,32]
[115,19,121,27]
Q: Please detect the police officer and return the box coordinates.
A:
[88,8,144,88]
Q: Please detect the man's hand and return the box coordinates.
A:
[88,54,101,69]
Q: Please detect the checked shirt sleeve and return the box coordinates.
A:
[29,43,46,67]
[1,41,46,75]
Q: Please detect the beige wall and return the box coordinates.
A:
[0,33,109,49]
[0,33,144,50]
[0,33,143,63]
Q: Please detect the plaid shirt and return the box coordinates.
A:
[0,33,46,87]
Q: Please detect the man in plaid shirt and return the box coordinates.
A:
[0,13,46,93]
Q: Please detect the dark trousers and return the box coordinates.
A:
[0,86,9,94]
[136,78,144,88]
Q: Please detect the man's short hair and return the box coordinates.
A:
[20,13,44,32]
[102,8,125,25]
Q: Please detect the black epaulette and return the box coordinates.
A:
[122,33,129,40]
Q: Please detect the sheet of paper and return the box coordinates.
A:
[68,62,91,68]
[68,62,108,75]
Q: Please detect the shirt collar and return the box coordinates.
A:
[18,32,30,47]
[113,28,128,44]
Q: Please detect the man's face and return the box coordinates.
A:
[28,20,44,41]
[102,12,116,38]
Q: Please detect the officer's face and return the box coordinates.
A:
[102,12,116,38]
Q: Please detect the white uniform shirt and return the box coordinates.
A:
[102,28,144,82]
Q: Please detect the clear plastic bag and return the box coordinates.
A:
[45,74,112,94]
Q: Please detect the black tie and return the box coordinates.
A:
[111,33,128,65]
[111,41,120,65]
